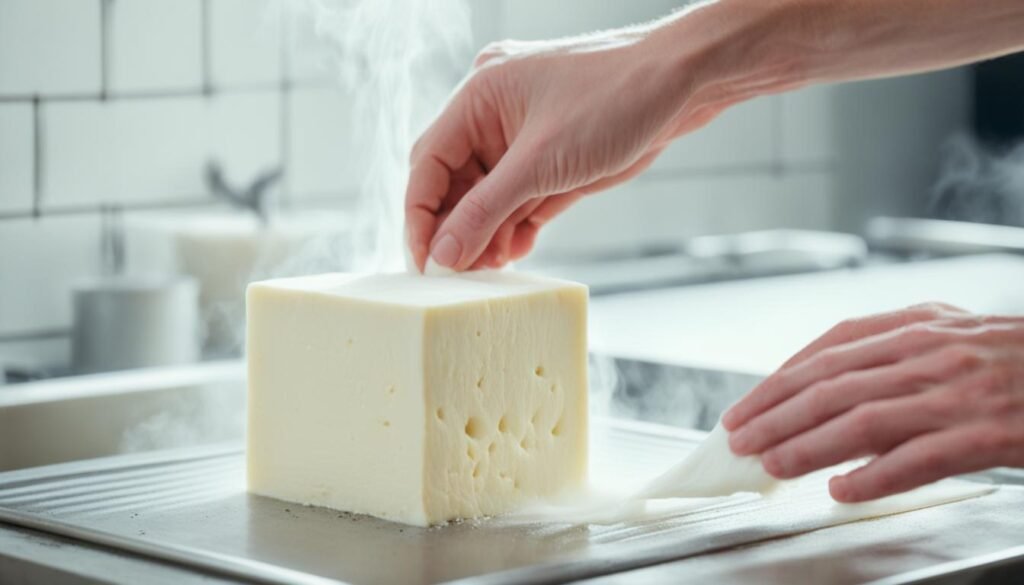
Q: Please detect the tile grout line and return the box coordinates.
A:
[278,12,292,209]
[100,0,113,100]
[200,0,213,96]
[0,81,334,104]
[0,328,70,344]
[30,96,43,219]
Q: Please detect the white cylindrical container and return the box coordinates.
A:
[72,276,200,374]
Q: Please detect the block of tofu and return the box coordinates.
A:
[246,271,588,526]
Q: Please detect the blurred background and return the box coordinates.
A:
[1,0,1023,382]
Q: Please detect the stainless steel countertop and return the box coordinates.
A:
[0,418,1016,585]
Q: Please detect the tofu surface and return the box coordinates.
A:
[246,271,588,526]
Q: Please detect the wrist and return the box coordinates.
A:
[644,0,814,107]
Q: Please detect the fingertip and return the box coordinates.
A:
[721,409,740,431]
[430,233,463,269]
[727,429,753,456]
[761,451,787,479]
[830,474,874,503]
[829,476,855,503]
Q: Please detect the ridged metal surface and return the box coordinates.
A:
[0,419,999,585]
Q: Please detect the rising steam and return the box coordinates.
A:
[929,134,1024,226]
[277,0,473,273]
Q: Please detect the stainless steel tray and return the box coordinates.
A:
[0,419,999,585]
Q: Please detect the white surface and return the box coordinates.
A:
[109,0,202,92]
[246,272,589,525]
[210,0,281,86]
[287,88,361,198]
[0,0,101,95]
[0,104,32,212]
[590,255,1024,375]
[46,94,280,206]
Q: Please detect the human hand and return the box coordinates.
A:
[722,303,1024,502]
[404,25,734,272]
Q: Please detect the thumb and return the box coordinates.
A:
[428,146,535,271]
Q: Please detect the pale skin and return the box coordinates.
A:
[405,0,1024,501]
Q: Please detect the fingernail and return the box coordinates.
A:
[829,477,851,502]
[729,430,752,455]
[762,451,785,478]
[431,234,461,268]
[721,409,738,430]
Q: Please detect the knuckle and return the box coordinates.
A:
[458,195,492,231]
[830,318,858,337]
[939,343,985,373]
[898,323,945,348]
[970,365,1012,397]
[805,383,835,418]
[922,391,959,421]
[915,448,946,477]
[809,347,843,373]
[780,444,813,476]
[908,301,957,319]
[846,405,881,449]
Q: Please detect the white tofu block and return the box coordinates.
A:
[246,271,589,526]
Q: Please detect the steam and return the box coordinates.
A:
[929,134,1024,226]
[118,377,247,453]
[276,0,473,274]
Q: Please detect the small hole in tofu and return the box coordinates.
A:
[476,376,484,390]
[346,338,354,346]
[475,330,481,337]
[497,416,508,433]
[551,419,563,437]
[467,445,476,460]
[382,420,391,428]
[550,383,558,393]
[465,417,484,439]
[498,471,509,480]
[387,385,396,395]
[488,442,497,455]
[519,437,529,450]
[530,411,540,425]
[472,464,481,479]
[534,365,545,377]
[514,479,521,490]
[436,408,445,421]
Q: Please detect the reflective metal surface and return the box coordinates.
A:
[0,418,1000,585]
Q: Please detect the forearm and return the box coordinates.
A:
[648,0,1024,109]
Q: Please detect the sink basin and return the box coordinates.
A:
[0,362,246,471]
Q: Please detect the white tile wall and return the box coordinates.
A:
[287,88,359,198]
[0,103,33,212]
[0,216,101,334]
[652,97,777,172]
[0,0,102,95]
[282,8,337,84]
[210,0,281,87]
[45,93,280,206]
[110,0,203,92]
[781,84,838,164]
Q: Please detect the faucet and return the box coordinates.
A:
[204,161,283,227]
